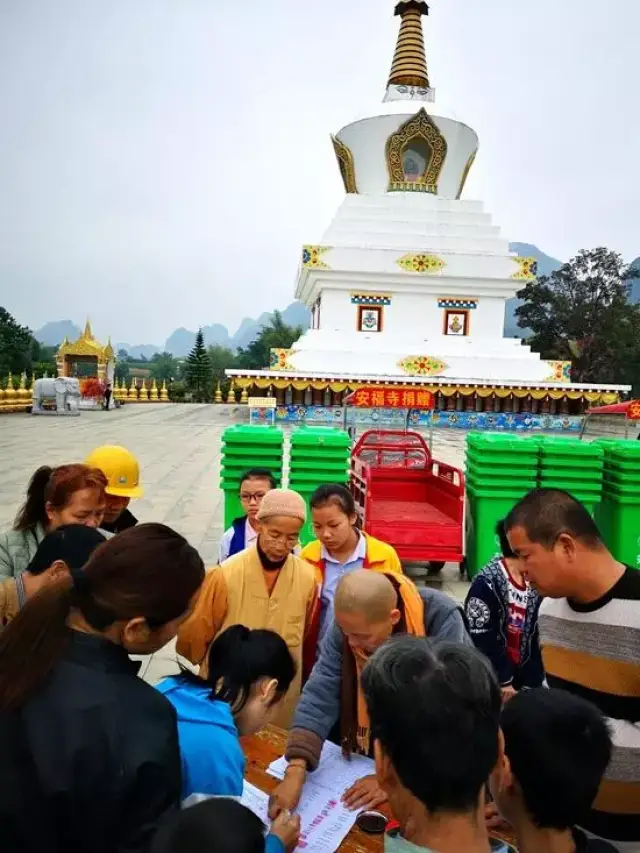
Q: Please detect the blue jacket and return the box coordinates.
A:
[155,678,284,853]
[464,557,543,688]
[156,677,245,801]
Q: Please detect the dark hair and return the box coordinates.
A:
[504,489,603,550]
[151,799,265,853]
[0,524,204,711]
[240,468,277,490]
[26,524,106,576]
[496,520,516,560]
[181,625,296,713]
[501,688,612,830]
[310,483,356,516]
[14,465,108,532]
[362,636,501,814]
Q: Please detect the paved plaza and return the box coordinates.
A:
[0,404,470,681]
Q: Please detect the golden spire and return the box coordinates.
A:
[385,1,432,101]
[82,318,94,340]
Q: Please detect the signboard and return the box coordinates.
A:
[627,400,640,420]
[347,386,434,410]
[248,397,277,409]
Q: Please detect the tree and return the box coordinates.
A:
[0,307,37,377]
[150,352,179,383]
[236,311,303,370]
[515,248,640,385]
[114,361,130,383]
[184,329,213,402]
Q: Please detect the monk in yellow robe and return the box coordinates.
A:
[177,489,319,727]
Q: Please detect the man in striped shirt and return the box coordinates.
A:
[505,489,640,852]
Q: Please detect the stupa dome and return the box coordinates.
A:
[331,0,478,201]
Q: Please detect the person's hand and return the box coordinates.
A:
[341,774,388,811]
[270,809,301,853]
[500,685,517,703]
[268,766,306,820]
[485,801,511,833]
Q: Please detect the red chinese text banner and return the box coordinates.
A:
[346,386,434,409]
[627,401,640,421]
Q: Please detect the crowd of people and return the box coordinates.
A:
[0,447,637,853]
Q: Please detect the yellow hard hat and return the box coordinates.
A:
[85,445,143,499]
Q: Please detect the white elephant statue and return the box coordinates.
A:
[32,377,81,416]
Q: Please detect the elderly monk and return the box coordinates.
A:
[269,569,471,817]
[177,489,319,727]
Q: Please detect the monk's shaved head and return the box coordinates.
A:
[334,570,398,623]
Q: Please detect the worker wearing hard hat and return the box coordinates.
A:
[84,446,143,534]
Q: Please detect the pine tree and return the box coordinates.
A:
[184,329,213,402]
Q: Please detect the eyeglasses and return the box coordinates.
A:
[240,492,267,503]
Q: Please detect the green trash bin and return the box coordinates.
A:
[596,488,640,570]
[220,425,285,528]
[466,482,533,578]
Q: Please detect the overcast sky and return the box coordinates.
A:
[0,0,638,344]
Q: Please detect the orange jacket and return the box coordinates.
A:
[300,533,403,675]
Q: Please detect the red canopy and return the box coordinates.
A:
[586,400,640,419]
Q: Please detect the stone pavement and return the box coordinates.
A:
[0,404,470,682]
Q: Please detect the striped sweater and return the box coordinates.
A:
[538,567,640,849]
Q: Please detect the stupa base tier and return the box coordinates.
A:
[267,333,571,385]
[226,369,629,432]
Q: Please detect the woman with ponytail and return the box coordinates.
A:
[0,523,205,853]
[157,625,296,805]
[0,463,108,579]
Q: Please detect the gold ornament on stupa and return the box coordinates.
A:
[385,1,433,102]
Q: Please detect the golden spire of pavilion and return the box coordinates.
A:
[385,1,432,101]
[82,318,94,340]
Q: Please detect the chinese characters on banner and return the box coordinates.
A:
[350,386,434,409]
[627,400,640,420]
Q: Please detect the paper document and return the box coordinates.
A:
[241,780,270,824]
[268,738,375,790]
[241,741,376,851]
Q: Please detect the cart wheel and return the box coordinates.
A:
[459,558,468,580]
[427,561,445,574]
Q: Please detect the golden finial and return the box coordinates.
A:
[386,1,431,99]
[4,372,17,412]
[17,372,30,409]
[82,319,94,340]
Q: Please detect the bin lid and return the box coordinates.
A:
[291,427,351,447]
[466,472,537,491]
[222,425,284,445]
[539,441,603,459]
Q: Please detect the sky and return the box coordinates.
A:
[0,0,638,344]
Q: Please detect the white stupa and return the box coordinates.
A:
[228,1,628,409]
[292,0,552,384]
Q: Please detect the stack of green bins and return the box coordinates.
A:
[465,434,539,578]
[220,425,284,528]
[595,440,640,570]
[538,437,603,517]
[289,426,351,546]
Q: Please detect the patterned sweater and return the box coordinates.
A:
[538,567,640,848]
[465,557,543,689]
